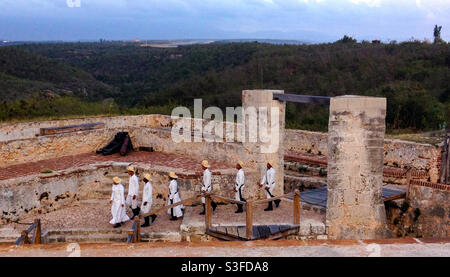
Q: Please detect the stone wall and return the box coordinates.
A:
[408,183,449,238]
[0,160,261,222]
[1,114,441,182]
[285,129,441,182]
[0,164,107,222]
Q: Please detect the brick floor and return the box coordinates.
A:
[0,151,234,181]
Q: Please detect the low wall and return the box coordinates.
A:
[0,160,261,222]
[0,164,107,222]
[408,182,449,238]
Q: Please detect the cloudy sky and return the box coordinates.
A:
[0,0,449,42]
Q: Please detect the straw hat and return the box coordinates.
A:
[143,173,151,181]
[127,166,135,172]
[238,161,244,167]
[169,172,178,179]
[112,177,121,184]
[268,160,274,167]
[201,160,210,168]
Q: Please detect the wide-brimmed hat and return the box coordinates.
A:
[268,160,274,167]
[143,173,151,181]
[238,161,244,167]
[201,160,210,168]
[127,166,135,172]
[169,172,178,179]
[112,177,121,184]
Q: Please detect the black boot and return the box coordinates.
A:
[141,216,150,227]
[151,214,157,223]
[170,216,178,221]
[274,199,281,208]
[212,201,217,211]
[235,204,243,213]
[264,201,273,211]
[199,204,205,215]
[113,223,121,228]
[131,208,140,219]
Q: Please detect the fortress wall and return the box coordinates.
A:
[0,114,172,142]
[0,114,442,182]
[0,161,259,222]
[285,129,441,182]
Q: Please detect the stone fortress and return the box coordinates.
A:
[0,90,448,243]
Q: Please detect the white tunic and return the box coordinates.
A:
[260,167,276,199]
[167,179,183,217]
[235,169,245,201]
[110,184,130,224]
[126,174,139,209]
[140,181,153,214]
[201,168,212,204]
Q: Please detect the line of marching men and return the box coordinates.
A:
[109,160,281,228]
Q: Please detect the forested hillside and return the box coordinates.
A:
[0,40,448,132]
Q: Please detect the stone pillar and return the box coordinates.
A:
[242,90,286,198]
[326,96,391,239]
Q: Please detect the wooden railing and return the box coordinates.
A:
[15,219,41,246]
[129,194,203,243]
[132,190,301,242]
[206,189,301,239]
[127,218,141,243]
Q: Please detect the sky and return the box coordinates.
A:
[0,0,449,43]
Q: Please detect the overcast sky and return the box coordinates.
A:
[0,0,449,42]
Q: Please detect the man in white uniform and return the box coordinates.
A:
[140,173,157,227]
[258,160,281,211]
[234,161,246,213]
[126,166,140,219]
[199,160,217,215]
[110,177,130,228]
[167,172,183,220]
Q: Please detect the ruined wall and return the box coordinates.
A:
[0,114,173,142]
[1,114,441,181]
[408,182,450,238]
[0,160,260,222]
[285,129,441,182]
[0,164,107,222]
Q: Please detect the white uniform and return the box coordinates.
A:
[260,167,276,199]
[110,184,130,224]
[167,179,183,217]
[235,168,245,201]
[126,174,139,209]
[140,181,153,214]
[201,168,212,204]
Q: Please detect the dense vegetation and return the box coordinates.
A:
[0,39,448,132]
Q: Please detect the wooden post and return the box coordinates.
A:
[439,133,447,183]
[446,132,450,184]
[127,231,135,243]
[293,189,300,225]
[406,168,412,199]
[205,194,212,229]
[34,219,41,244]
[135,218,141,243]
[21,231,29,245]
[246,201,253,239]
